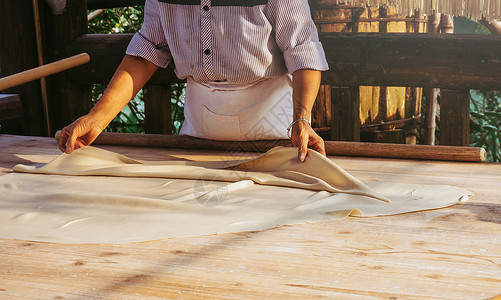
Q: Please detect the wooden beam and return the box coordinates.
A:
[66,33,501,90]
[54,131,487,162]
[320,32,501,89]
[330,86,360,141]
[439,89,470,146]
[87,0,145,9]
[65,34,182,85]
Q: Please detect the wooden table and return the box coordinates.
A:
[1,134,500,299]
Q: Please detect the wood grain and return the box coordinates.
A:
[440,89,470,146]
[0,134,500,299]
[330,86,360,141]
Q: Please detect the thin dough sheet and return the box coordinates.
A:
[0,146,471,244]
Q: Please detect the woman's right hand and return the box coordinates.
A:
[58,115,105,154]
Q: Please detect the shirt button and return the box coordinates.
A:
[204,49,211,55]
[203,5,210,11]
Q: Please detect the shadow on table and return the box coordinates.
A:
[457,202,501,225]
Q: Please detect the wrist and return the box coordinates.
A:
[287,118,311,139]
[84,111,110,131]
[293,110,311,121]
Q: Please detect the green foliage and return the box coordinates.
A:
[91,84,145,133]
[88,6,185,134]
[470,90,501,162]
[88,7,144,34]
[453,16,490,34]
[171,83,186,135]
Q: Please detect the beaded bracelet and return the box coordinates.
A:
[287,118,310,139]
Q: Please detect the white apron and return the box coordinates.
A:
[179,75,293,141]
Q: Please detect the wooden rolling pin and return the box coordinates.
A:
[55,131,486,162]
[0,53,90,91]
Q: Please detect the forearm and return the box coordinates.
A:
[292,69,321,121]
[88,55,158,129]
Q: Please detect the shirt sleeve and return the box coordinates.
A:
[125,0,171,68]
[266,0,329,74]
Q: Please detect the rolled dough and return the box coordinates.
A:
[0,146,471,244]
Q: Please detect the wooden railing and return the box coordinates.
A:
[2,0,501,147]
[319,32,501,146]
[66,31,501,146]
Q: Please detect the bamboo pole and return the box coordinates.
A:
[479,19,501,34]
[88,9,105,22]
[312,1,501,21]
[423,12,441,145]
[32,0,51,136]
[54,131,487,162]
[0,53,90,91]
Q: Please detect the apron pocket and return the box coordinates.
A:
[201,105,242,141]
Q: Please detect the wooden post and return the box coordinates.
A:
[0,94,24,134]
[32,0,51,136]
[143,84,173,134]
[43,0,91,134]
[331,86,360,141]
[0,2,45,135]
[440,89,470,146]
[437,16,469,146]
[403,9,423,145]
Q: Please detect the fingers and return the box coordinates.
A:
[59,121,81,154]
[58,115,103,154]
[58,128,68,152]
[65,129,78,154]
[297,132,309,162]
[310,135,326,157]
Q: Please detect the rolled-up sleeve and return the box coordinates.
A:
[266,0,329,74]
[126,0,171,68]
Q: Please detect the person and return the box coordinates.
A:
[59,0,329,162]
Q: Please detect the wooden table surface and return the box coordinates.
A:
[0,134,500,299]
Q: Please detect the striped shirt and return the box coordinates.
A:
[126,0,329,85]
